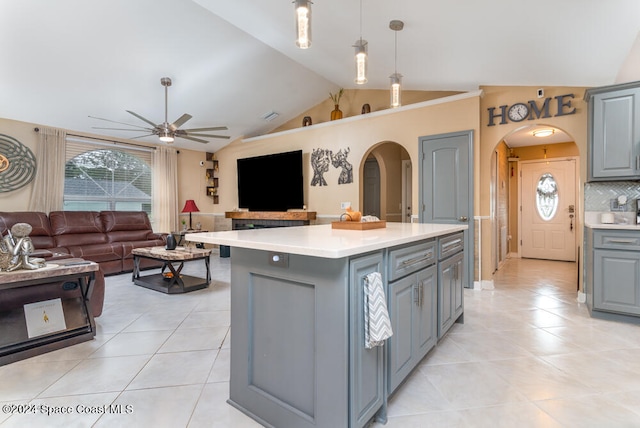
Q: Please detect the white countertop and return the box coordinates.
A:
[585,211,640,230]
[186,223,467,259]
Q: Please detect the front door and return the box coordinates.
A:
[520,158,576,261]
[420,131,474,288]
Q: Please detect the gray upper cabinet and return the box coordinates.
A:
[586,81,640,181]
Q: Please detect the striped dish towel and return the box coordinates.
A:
[363,272,393,349]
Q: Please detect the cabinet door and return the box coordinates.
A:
[349,252,385,428]
[387,274,416,394]
[452,253,464,320]
[415,265,437,361]
[590,88,640,179]
[438,257,455,338]
[593,249,640,315]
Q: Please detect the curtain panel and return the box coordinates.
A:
[152,146,179,233]
[28,127,66,212]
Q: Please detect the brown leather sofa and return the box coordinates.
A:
[0,211,167,317]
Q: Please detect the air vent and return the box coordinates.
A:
[261,111,279,122]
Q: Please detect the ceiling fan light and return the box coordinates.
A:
[159,129,174,143]
[533,129,554,138]
[295,0,312,49]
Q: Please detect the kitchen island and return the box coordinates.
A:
[188,222,468,428]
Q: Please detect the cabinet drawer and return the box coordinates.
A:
[439,232,464,260]
[388,240,436,282]
[593,230,640,251]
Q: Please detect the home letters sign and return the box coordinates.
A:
[487,94,576,126]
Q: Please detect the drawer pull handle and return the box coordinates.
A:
[401,253,433,267]
[442,239,462,251]
[606,239,637,244]
[413,281,424,307]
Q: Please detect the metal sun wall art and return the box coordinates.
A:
[310,147,353,187]
[0,134,37,193]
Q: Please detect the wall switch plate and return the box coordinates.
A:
[341,202,351,210]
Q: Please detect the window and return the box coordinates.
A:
[536,173,558,221]
[64,137,153,216]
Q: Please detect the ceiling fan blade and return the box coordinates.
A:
[129,134,156,139]
[179,135,210,144]
[126,110,159,128]
[182,126,228,132]
[91,127,154,131]
[88,115,150,130]
[170,114,192,130]
[185,133,231,139]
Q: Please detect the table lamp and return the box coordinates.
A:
[181,200,200,230]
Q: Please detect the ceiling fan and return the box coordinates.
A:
[90,77,229,144]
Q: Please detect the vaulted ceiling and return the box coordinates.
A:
[1,0,638,152]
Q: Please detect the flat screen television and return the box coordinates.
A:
[237,150,304,212]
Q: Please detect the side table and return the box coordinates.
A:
[132,246,212,294]
[0,259,98,366]
[172,230,208,248]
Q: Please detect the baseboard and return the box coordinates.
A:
[576,291,586,303]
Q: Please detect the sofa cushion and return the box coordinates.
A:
[0,211,56,249]
[50,211,108,248]
[66,243,123,263]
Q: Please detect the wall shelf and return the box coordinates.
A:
[205,152,219,204]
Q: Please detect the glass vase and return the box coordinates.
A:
[331,104,343,120]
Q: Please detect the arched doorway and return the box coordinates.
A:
[491,124,580,273]
[360,142,411,222]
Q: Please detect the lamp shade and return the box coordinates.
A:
[181,200,200,213]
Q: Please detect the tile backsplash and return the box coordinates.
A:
[585,181,640,211]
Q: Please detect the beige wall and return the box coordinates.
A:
[1,84,590,287]
[176,149,218,232]
[479,86,588,283]
[209,93,482,221]
[273,89,462,133]
[0,118,39,210]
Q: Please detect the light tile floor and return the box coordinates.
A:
[1,256,640,427]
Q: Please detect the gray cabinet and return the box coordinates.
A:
[349,252,386,427]
[229,248,385,428]
[386,239,437,394]
[588,229,640,316]
[438,233,464,338]
[586,81,640,180]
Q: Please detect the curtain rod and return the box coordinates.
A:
[34,127,157,151]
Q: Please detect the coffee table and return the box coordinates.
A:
[131,246,212,294]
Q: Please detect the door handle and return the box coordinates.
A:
[458,216,468,222]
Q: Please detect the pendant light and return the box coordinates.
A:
[389,20,404,108]
[353,0,368,84]
[294,0,312,49]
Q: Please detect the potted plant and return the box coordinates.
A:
[329,88,344,120]
[181,219,187,231]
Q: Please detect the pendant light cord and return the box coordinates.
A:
[394,30,398,74]
[359,0,363,43]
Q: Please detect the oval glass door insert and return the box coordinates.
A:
[536,173,558,220]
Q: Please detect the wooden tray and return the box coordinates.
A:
[331,220,386,230]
